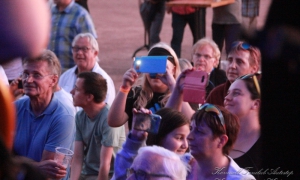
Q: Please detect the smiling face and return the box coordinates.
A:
[224,79,256,119]
[160,124,190,155]
[226,51,257,83]
[192,45,216,73]
[22,61,57,98]
[72,37,98,72]
[187,120,220,160]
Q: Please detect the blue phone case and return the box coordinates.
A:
[133,56,168,73]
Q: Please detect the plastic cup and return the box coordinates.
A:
[54,147,74,168]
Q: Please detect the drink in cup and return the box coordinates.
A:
[54,147,74,168]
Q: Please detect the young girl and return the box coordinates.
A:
[111,107,191,180]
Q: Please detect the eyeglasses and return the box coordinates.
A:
[193,53,213,60]
[72,46,92,53]
[20,72,54,80]
[231,41,252,50]
[127,168,172,180]
[238,73,261,95]
[198,103,226,129]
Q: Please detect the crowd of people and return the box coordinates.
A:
[0,0,267,180]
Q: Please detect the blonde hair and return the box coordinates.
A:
[133,42,180,109]
[192,37,221,67]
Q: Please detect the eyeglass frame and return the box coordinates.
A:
[193,53,214,60]
[126,168,172,179]
[72,46,93,53]
[20,72,55,80]
[237,73,261,95]
[198,103,226,130]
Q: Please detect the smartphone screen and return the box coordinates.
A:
[133,56,168,74]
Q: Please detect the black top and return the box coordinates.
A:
[233,137,263,180]
[208,68,227,90]
[125,86,165,130]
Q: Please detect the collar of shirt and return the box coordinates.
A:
[25,95,58,117]
[54,0,75,14]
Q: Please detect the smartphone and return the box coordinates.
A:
[18,79,23,89]
[183,70,208,104]
[133,56,168,74]
[133,113,162,134]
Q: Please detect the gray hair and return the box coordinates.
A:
[192,37,221,63]
[134,146,189,180]
[179,58,193,71]
[23,49,61,76]
[72,33,99,52]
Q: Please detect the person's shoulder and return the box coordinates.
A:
[93,63,112,80]
[92,63,115,86]
[54,90,76,115]
[209,82,227,94]
[228,156,256,180]
[54,96,75,117]
[59,66,76,83]
[61,66,76,77]
[213,68,226,76]
[71,2,90,15]
[15,96,29,107]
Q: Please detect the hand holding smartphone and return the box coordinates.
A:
[133,112,162,134]
[183,70,208,104]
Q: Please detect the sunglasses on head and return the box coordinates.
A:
[238,73,261,95]
[231,41,252,50]
[198,103,226,129]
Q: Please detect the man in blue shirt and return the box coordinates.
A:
[13,50,75,179]
[48,0,97,71]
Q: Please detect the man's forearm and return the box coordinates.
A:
[98,164,110,180]
[70,159,83,180]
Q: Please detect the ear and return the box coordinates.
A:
[86,93,94,102]
[250,64,259,73]
[49,75,58,87]
[251,99,261,110]
[213,58,219,68]
[93,49,98,57]
[217,134,228,148]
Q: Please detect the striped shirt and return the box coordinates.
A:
[48,1,97,71]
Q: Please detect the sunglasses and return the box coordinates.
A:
[238,73,261,95]
[198,103,226,129]
[231,41,252,50]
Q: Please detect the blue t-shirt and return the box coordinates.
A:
[13,96,75,162]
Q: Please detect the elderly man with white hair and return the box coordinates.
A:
[59,33,115,106]
[114,145,188,180]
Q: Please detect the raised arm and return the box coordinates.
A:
[165,70,195,120]
[111,108,149,180]
[108,68,138,127]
